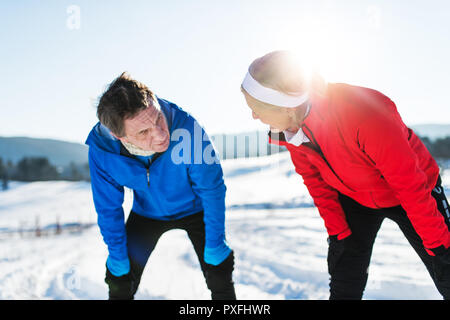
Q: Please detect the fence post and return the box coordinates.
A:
[223,134,227,160]
[35,216,41,237]
[245,135,249,158]
[56,215,62,235]
[256,131,260,157]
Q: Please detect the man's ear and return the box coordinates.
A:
[110,131,123,141]
[110,132,119,139]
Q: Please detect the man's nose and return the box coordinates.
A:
[151,125,166,141]
[252,111,259,120]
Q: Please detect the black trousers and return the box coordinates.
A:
[328,175,450,300]
[105,211,236,300]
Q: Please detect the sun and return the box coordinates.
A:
[271,23,350,85]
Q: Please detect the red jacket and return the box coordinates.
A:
[269,83,449,253]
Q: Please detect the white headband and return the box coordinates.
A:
[241,71,309,108]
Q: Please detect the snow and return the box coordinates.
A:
[0,152,448,300]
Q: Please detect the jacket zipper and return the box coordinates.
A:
[118,142,162,188]
[302,125,356,192]
[146,158,153,187]
[144,153,164,188]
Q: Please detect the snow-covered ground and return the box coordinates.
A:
[0,152,448,300]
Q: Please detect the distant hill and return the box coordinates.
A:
[0,137,88,167]
[0,123,448,166]
[411,124,450,141]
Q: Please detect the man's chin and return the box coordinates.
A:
[153,140,169,152]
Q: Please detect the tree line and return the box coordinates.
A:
[0,157,90,190]
[0,135,448,189]
[420,136,450,159]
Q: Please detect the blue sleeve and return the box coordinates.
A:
[88,147,128,261]
[187,120,227,249]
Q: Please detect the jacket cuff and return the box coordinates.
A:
[205,233,225,249]
[425,233,450,256]
[204,242,231,266]
[106,256,130,277]
[336,228,352,241]
[427,245,448,257]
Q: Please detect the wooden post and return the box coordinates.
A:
[256,131,260,157]
[223,134,227,160]
[245,136,249,158]
[56,215,62,235]
[35,216,41,238]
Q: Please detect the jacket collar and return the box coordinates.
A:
[267,89,329,148]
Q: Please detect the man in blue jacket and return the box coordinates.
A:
[85,72,235,300]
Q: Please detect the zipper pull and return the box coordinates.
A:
[146,158,151,187]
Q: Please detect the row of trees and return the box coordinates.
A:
[0,157,90,190]
[0,136,448,189]
[420,136,450,159]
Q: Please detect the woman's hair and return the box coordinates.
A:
[248,51,327,99]
[96,72,157,137]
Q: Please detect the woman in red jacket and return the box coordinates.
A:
[240,51,450,299]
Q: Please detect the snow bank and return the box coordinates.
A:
[0,153,448,299]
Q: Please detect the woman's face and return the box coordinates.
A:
[241,88,294,132]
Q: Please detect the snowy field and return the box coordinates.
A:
[0,152,448,300]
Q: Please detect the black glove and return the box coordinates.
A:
[432,246,450,265]
[105,266,136,300]
[327,235,350,275]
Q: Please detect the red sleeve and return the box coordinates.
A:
[358,105,450,252]
[290,150,352,240]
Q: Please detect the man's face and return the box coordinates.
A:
[120,100,170,153]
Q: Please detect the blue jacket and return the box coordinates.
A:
[85,98,227,262]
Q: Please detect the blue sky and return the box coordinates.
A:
[1,0,449,144]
